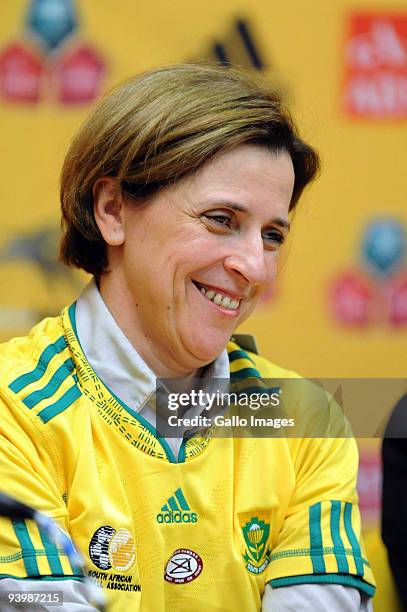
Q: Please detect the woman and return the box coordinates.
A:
[0,64,375,610]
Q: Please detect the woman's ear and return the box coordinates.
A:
[93,177,125,246]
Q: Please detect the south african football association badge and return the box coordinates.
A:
[240,515,271,574]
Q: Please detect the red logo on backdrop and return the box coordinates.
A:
[342,13,407,118]
[385,274,407,326]
[0,43,43,103]
[330,272,375,327]
[53,45,105,104]
[329,218,407,328]
[0,1,106,106]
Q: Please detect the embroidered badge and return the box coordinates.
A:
[89,526,136,572]
[240,516,271,574]
[164,548,203,584]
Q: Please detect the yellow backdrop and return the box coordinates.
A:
[1,1,406,608]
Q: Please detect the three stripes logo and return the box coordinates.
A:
[156,488,198,525]
[211,19,265,70]
[192,18,267,72]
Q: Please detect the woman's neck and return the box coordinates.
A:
[98,273,204,379]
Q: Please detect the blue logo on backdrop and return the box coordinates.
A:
[27,0,77,50]
[362,218,406,277]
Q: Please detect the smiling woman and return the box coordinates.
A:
[0,64,375,612]
[59,64,317,376]
[91,145,294,374]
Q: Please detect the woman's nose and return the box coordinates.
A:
[223,234,273,287]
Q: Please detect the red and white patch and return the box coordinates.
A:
[342,13,407,119]
[164,548,203,584]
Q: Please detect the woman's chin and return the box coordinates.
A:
[185,331,230,366]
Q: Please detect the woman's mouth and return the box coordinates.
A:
[192,281,241,312]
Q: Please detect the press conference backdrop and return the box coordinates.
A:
[1,1,406,608]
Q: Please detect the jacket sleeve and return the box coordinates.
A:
[263,434,375,599]
[0,387,82,584]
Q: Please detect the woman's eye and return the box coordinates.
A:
[263,229,285,246]
[203,214,231,227]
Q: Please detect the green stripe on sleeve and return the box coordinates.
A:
[330,501,349,573]
[38,384,82,424]
[0,574,84,582]
[175,488,190,511]
[228,350,256,365]
[309,502,326,574]
[38,527,64,575]
[9,336,67,393]
[268,574,375,597]
[343,502,364,576]
[23,358,75,409]
[68,559,84,577]
[11,520,39,577]
[230,367,261,380]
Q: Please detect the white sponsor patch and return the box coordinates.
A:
[164,548,203,584]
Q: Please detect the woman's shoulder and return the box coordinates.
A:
[0,313,67,390]
[228,334,301,380]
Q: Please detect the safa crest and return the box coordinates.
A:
[240,516,271,574]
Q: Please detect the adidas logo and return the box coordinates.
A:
[156,488,198,525]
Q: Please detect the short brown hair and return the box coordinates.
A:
[60,63,320,276]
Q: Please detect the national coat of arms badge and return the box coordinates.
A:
[240,515,272,575]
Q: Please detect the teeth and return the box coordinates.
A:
[197,283,240,311]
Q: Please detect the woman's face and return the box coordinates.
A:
[117,145,294,367]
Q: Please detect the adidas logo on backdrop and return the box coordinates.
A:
[156,488,198,524]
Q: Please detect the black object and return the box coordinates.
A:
[382,394,407,610]
[236,20,264,70]
[0,492,35,520]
